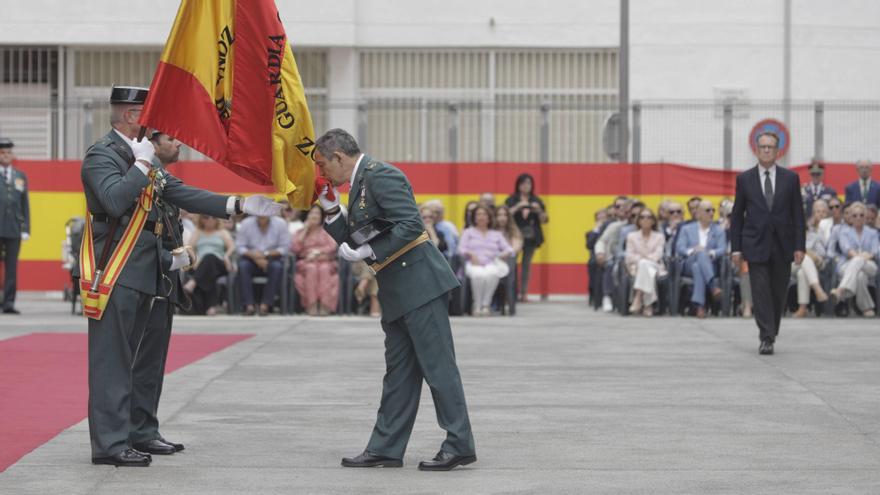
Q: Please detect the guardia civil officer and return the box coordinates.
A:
[127,131,201,457]
[0,138,29,314]
[315,128,476,471]
[82,86,281,466]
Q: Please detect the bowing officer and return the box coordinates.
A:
[315,128,476,471]
[82,86,281,467]
[0,138,29,314]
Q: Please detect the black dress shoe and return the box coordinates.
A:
[759,341,774,355]
[341,451,402,468]
[418,451,477,471]
[92,448,151,467]
[2,307,20,314]
[158,436,185,452]
[132,439,177,455]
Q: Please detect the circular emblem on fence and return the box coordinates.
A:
[749,119,790,158]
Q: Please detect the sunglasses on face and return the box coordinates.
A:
[668,210,683,215]
[830,204,841,209]
[704,208,715,213]
[810,172,822,177]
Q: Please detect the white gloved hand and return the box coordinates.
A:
[338,242,374,262]
[21,232,29,241]
[317,184,340,211]
[129,136,156,167]
[169,246,195,271]
[242,195,284,217]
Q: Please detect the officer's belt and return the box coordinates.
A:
[367,231,430,275]
[92,213,161,236]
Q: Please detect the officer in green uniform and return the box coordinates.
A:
[128,131,199,456]
[0,138,29,314]
[83,86,282,466]
[314,128,476,471]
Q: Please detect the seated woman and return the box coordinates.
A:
[183,215,235,315]
[831,202,878,317]
[625,208,666,316]
[458,204,514,316]
[792,200,830,317]
[291,205,339,316]
[494,206,523,256]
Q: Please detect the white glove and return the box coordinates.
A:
[317,184,340,211]
[129,136,156,168]
[242,195,284,217]
[169,248,193,271]
[338,242,374,262]
[21,232,29,241]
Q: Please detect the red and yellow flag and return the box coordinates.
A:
[141,0,315,208]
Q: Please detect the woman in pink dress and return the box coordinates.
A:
[291,205,339,315]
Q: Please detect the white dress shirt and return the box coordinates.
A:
[758,163,777,194]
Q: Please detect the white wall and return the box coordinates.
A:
[1,0,877,101]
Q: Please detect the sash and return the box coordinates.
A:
[79,170,156,320]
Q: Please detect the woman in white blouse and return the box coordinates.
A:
[625,208,666,316]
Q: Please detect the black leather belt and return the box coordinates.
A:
[92,213,159,235]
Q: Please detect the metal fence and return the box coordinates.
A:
[1,98,879,168]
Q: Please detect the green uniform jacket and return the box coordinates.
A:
[0,166,29,239]
[324,155,459,322]
[81,131,229,296]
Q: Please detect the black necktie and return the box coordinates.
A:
[764,170,773,209]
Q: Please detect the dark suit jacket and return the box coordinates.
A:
[801,182,837,217]
[844,179,880,207]
[730,165,806,263]
[324,155,459,322]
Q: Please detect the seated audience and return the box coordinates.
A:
[831,202,878,317]
[236,214,290,315]
[352,261,381,317]
[458,205,514,316]
[675,200,726,318]
[792,204,830,317]
[420,204,448,254]
[424,199,458,259]
[494,205,523,255]
[184,215,235,315]
[595,196,631,311]
[291,205,339,316]
[625,208,666,316]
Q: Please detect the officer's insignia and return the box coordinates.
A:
[367,161,376,169]
[14,178,25,192]
[153,169,167,195]
[359,185,367,209]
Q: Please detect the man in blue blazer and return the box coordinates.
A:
[844,160,880,208]
[730,132,806,355]
[675,200,727,318]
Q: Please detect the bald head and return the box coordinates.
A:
[856,159,873,180]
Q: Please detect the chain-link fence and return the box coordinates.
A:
[1,97,879,168]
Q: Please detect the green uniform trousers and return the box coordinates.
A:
[87,285,152,457]
[129,297,174,444]
[366,293,475,459]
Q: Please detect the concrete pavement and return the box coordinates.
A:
[1,295,879,494]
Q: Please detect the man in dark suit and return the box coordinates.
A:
[730,131,806,355]
[82,86,282,467]
[844,160,880,208]
[0,138,29,314]
[801,160,837,218]
[315,128,476,471]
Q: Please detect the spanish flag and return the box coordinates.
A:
[141,0,315,208]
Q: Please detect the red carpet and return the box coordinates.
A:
[0,332,252,472]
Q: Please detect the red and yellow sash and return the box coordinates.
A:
[79,171,156,320]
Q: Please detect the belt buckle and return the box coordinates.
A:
[154,221,163,236]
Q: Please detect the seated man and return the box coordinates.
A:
[235,214,291,315]
[675,200,727,318]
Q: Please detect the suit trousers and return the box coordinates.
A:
[1,237,20,309]
[88,285,153,457]
[748,238,791,343]
[366,293,476,459]
[683,251,717,307]
[129,297,174,444]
